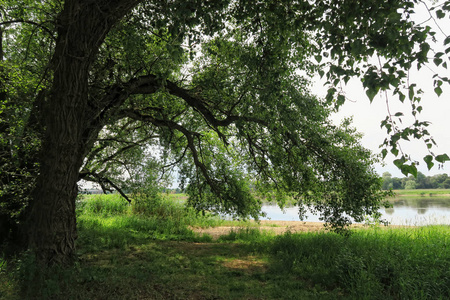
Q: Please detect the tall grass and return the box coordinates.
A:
[77,194,130,216]
[78,193,224,226]
[76,193,224,252]
[267,226,450,299]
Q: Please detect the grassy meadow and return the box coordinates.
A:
[1,193,449,299]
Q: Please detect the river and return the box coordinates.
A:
[258,197,450,225]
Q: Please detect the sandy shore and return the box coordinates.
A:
[191,220,369,239]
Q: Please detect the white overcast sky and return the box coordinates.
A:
[313,1,450,178]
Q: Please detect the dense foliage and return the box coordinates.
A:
[0,0,449,263]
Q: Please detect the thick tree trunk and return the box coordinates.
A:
[26,36,90,266]
[26,0,139,265]
[27,136,83,265]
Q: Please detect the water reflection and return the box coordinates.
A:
[390,197,450,210]
[417,208,427,214]
[384,207,395,215]
[257,197,450,225]
[381,197,450,225]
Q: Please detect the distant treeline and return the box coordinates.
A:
[382,172,450,190]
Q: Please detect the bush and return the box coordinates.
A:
[131,192,179,218]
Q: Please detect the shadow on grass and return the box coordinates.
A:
[8,213,348,300]
[13,225,340,299]
[76,214,213,254]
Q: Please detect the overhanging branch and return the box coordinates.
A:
[79,171,131,203]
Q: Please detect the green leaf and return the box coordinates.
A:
[436,9,446,19]
[326,88,336,103]
[405,165,417,177]
[408,85,414,100]
[393,158,405,169]
[444,36,450,46]
[394,160,417,177]
[318,70,325,78]
[435,154,450,163]
[366,88,378,102]
[391,147,399,156]
[434,86,443,97]
[336,94,345,107]
[391,133,400,145]
[424,155,434,170]
[433,57,443,66]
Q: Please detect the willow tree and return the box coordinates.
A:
[1,0,448,265]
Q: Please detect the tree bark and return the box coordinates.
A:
[26,0,139,265]
[0,25,5,102]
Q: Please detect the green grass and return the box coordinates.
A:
[394,189,450,197]
[1,194,449,299]
[267,226,450,299]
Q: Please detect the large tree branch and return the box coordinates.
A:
[89,73,267,142]
[89,75,159,126]
[79,171,131,203]
[121,74,245,127]
[164,80,240,127]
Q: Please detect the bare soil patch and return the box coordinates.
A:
[191,220,361,239]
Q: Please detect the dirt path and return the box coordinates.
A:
[191,220,367,239]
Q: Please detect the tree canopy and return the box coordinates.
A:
[0,0,449,265]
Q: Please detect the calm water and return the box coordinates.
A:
[258,197,450,225]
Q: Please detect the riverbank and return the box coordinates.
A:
[393,189,450,197]
[190,220,414,239]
